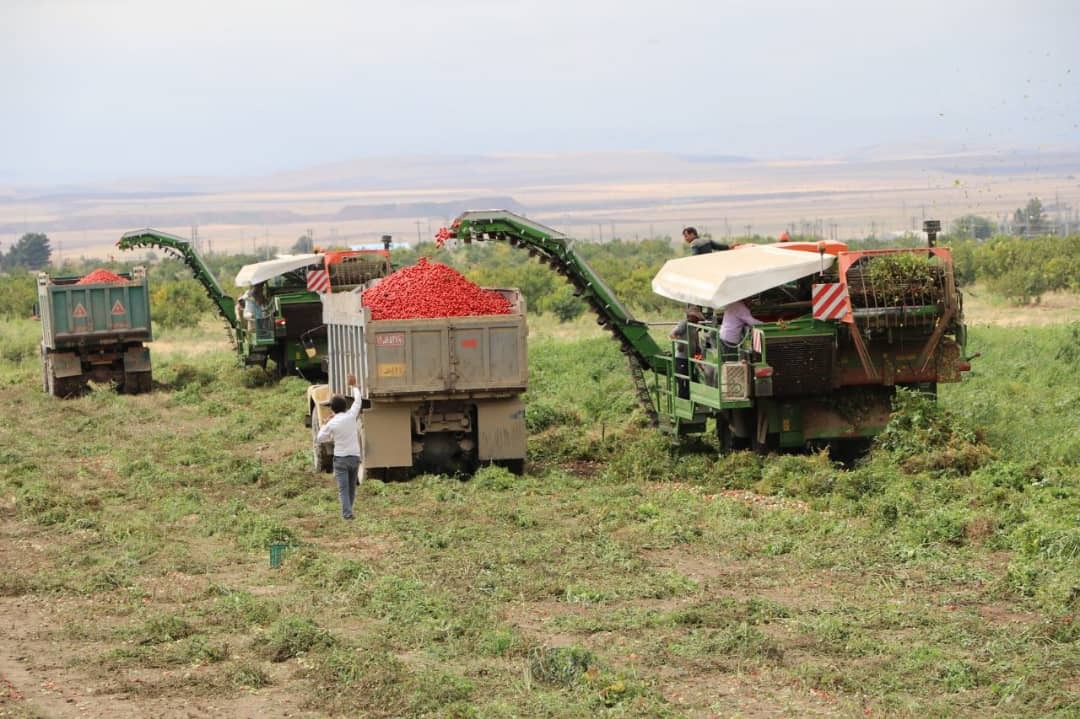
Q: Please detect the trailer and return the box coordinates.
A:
[307,288,528,478]
[37,267,153,397]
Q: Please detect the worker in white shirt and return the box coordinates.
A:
[719,300,762,357]
[316,374,364,520]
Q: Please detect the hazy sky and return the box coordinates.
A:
[2,0,1077,184]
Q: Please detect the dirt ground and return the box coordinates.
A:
[0,511,862,719]
[960,289,1079,327]
[0,510,309,719]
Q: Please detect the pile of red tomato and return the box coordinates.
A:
[361,258,512,320]
[75,269,127,284]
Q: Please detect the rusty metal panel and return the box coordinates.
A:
[361,403,414,468]
[51,352,82,378]
[476,398,526,461]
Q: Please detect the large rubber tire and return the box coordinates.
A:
[45,359,57,397]
[45,357,76,398]
[311,408,334,473]
[40,348,49,394]
[829,438,873,467]
[365,467,388,483]
[716,416,734,454]
[122,372,140,394]
[494,459,525,476]
[751,409,778,456]
[724,410,753,452]
[269,348,287,379]
[139,371,152,394]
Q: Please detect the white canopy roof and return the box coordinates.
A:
[234,254,323,287]
[651,245,836,308]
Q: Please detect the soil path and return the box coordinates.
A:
[0,514,309,719]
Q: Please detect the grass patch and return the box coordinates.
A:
[254,616,335,662]
[0,319,1076,717]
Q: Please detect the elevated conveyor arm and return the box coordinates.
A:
[117,229,239,336]
[448,211,665,371]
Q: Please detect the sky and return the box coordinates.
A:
[2,0,1077,184]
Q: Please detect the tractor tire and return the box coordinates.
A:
[269,348,286,379]
[829,438,873,467]
[724,409,753,452]
[751,409,778,456]
[122,372,140,394]
[494,459,525,476]
[45,357,77,398]
[365,467,388,483]
[45,360,57,397]
[716,416,734,454]
[40,348,49,394]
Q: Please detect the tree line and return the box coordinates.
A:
[0,233,52,271]
[952,196,1075,239]
[1,219,1076,324]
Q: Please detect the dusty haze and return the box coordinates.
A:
[1,148,1077,260]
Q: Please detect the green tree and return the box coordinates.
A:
[290,234,313,253]
[1014,197,1045,236]
[545,283,587,322]
[0,273,37,317]
[5,232,52,270]
[1025,198,1045,234]
[150,279,215,328]
[950,214,995,240]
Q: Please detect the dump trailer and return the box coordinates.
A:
[307,289,528,478]
[37,267,153,397]
[445,210,971,457]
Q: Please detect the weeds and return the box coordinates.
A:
[878,387,991,474]
[204,588,281,630]
[229,662,271,689]
[668,623,783,664]
[254,617,335,662]
[0,320,1076,717]
[129,614,196,644]
[527,645,596,687]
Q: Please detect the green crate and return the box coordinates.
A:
[269,542,298,568]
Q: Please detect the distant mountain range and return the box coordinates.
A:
[1,147,1077,240]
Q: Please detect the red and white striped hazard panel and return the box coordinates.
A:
[812,283,850,321]
[307,269,331,293]
[751,328,764,353]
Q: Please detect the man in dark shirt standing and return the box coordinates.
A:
[683,227,730,255]
[669,310,704,399]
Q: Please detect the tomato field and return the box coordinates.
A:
[0,280,1076,717]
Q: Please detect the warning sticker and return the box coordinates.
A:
[376,333,406,348]
[111,300,126,315]
[377,363,407,378]
[72,303,88,318]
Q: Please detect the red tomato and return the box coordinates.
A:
[361,257,512,320]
